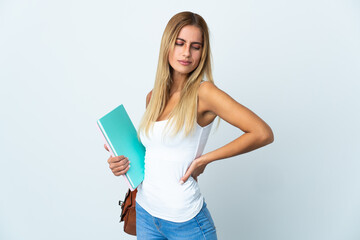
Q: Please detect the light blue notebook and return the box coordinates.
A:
[97,104,145,191]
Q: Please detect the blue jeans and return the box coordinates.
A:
[136,200,218,240]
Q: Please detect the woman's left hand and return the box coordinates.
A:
[180,156,208,184]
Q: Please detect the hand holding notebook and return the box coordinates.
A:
[104,144,130,176]
[97,104,145,191]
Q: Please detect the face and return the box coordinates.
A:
[168,25,203,77]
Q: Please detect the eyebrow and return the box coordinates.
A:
[176,38,203,45]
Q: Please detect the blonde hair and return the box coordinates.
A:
[138,11,218,139]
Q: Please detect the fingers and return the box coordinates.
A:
[112,163,131,176]
[107,155,130,176]
[103,144,130,176]
[180,173,189,185]
[107,155,126,164]
[104,144,109,152]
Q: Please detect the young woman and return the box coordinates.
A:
[105,11,274,239]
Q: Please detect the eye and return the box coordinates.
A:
[192,45,201,50]
[175,42,184,46]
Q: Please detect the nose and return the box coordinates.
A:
[182,44,191,58]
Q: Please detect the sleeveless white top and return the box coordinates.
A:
[136,116,213,222]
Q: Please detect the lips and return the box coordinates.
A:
[178,60,191,66]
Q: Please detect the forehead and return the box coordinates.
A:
[177,25,203,43]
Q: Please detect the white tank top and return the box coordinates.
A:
[136,115,213,222]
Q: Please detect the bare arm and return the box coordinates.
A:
[199,82,274,165]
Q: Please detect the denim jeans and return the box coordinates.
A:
[136,200,218,240]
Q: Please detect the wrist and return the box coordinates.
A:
[200,153,212,165]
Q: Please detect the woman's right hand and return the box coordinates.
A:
[104,144,130,176]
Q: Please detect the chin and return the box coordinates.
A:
[172,68,192,76]
[179,66,196,74]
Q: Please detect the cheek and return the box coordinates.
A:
[193,52,202,66]
[169,48,180,61]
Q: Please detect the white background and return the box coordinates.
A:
[1,0,359,239]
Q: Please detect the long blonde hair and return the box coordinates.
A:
[138,11,217,139]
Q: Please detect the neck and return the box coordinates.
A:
[170,71,188,95]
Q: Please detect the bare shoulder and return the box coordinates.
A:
[146,90,153,108]
[198,81,273,141]
[198,81,219,97]
[198,81,228,112]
